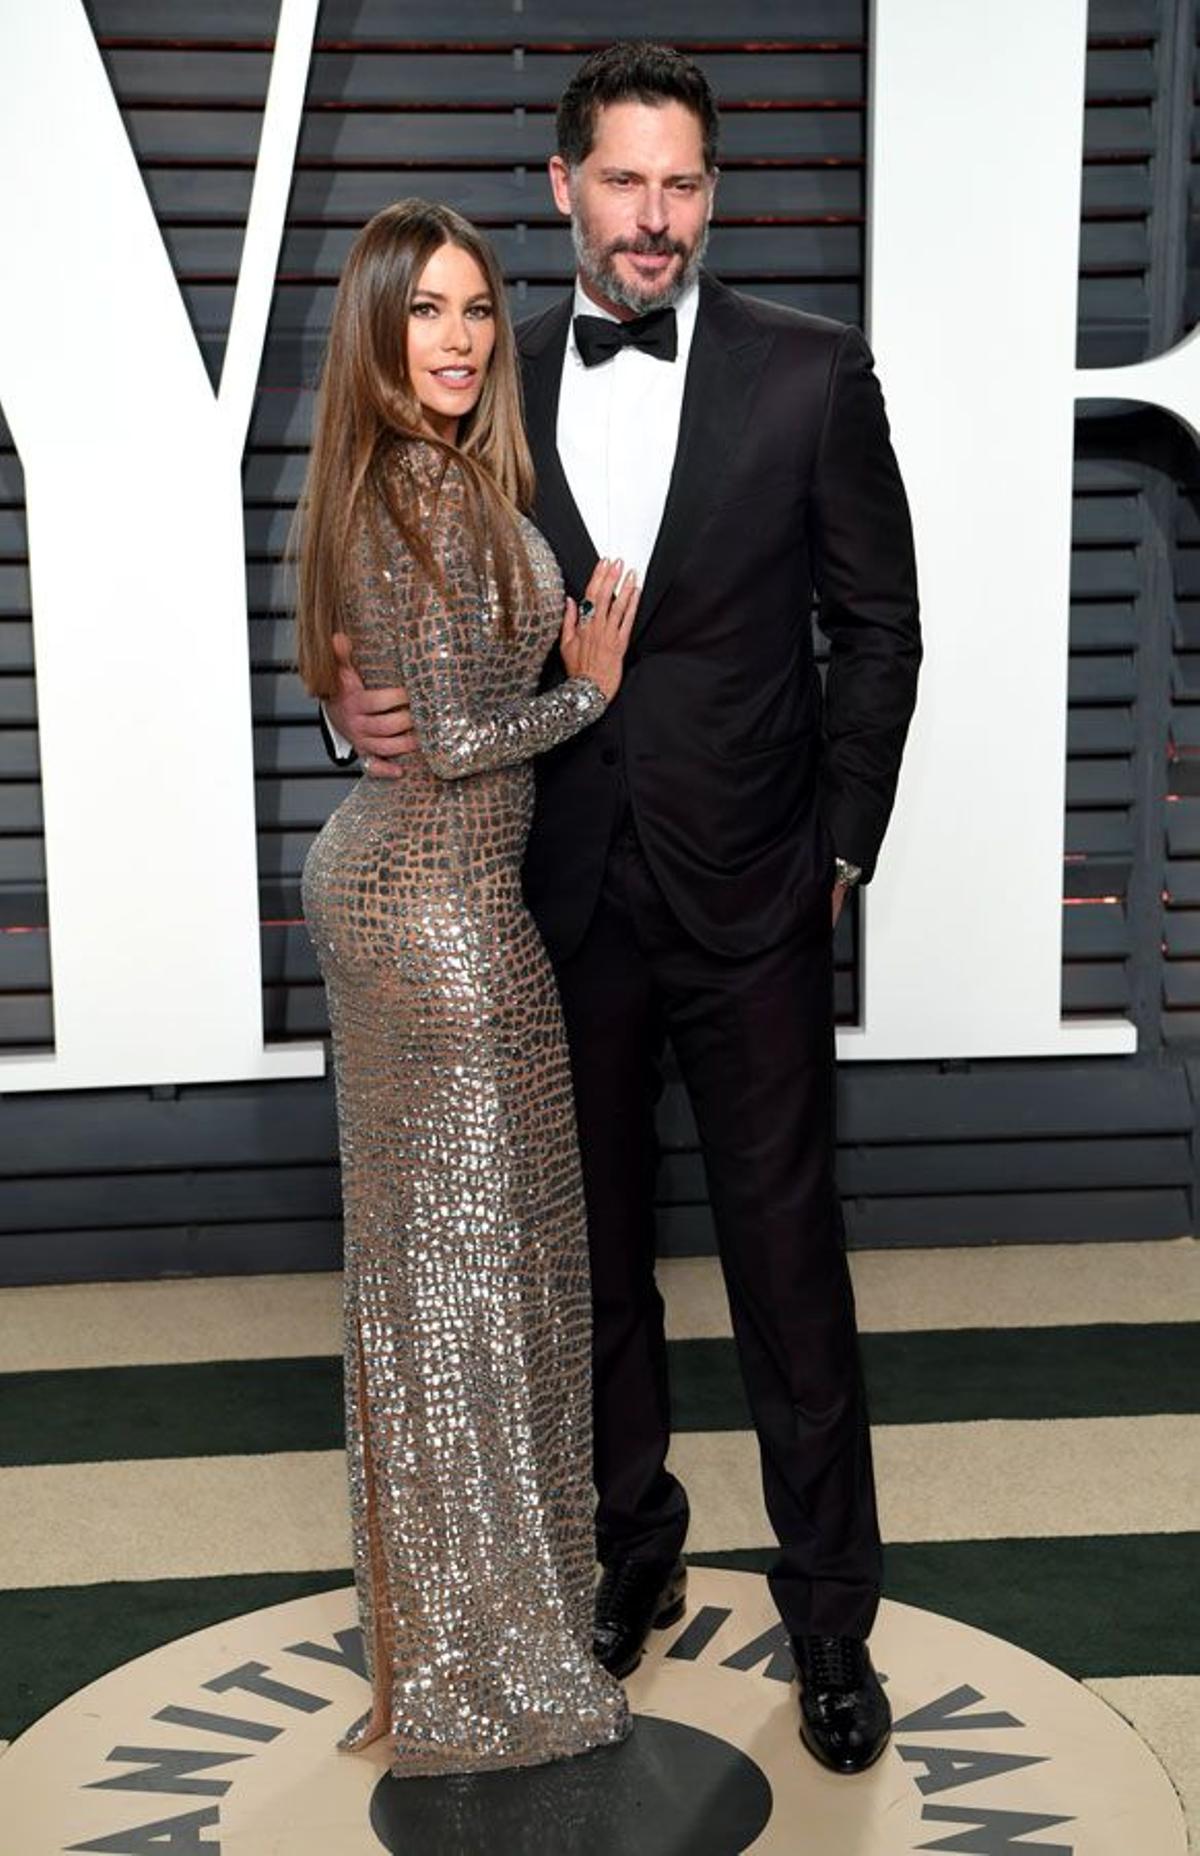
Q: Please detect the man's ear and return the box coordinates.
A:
[548,154,573,220]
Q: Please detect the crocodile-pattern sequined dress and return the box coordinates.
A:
[302,442,630,1776]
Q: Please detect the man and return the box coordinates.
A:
[326,42,920,1775]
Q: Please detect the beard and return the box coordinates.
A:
[570,199,709,315]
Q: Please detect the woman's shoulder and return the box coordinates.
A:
[379,436,472,523]
[380,434,461,485]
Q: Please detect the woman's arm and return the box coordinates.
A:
[376,468,607,781]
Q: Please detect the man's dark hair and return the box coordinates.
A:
[556,42,719,173]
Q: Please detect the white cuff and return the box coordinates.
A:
[322,703,356,764]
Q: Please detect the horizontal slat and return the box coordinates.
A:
[1161,963,1200,1007]
[1062,899,1130,956]
[1079,220,1149,269]
[661,1134,1187,1199]
[1065,811,1134,855]
[661,1063,1194,1147]
[1069,655,1138,701]
[1071,547,1141,596]
[0,995,52,1044]
[108,49,870,107]
[659,1187,1192,1252]
[0,567,30,616]
[1065,758,1135,804]
[0,838,43,883]
[1068,709,1136,753]
[0,1058,1189,1181]
[89,0,871,45]
[1070,599,1139,648]
[1164,860,1200,903]
[1062,960,1131,1011]
[1163,911,1200,955]
[166,221,863,283]
[1082,164,1153,214]
[281,167,864,224]
[1065,858,1133,900]
[1167,800,1200,855]
[0,1220,344,1285]
[1072,493,1145,545]
[0,1165,341,1233]
[124,108,867,165]
[0,513,28,555]
[1,1133,1187,1230]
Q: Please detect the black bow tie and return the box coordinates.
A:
[573,306,678,367]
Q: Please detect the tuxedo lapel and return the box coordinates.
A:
[519,275,773,629]
[519,300,598,598]
[634,272,772,639]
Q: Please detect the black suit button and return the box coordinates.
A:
[601,747,618,767]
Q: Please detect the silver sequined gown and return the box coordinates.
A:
[302,443,630,1776]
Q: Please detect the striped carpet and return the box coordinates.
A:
[0,1240,1197,1837]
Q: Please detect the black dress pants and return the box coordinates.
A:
[552,815,882,1641]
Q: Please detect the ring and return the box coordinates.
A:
[363,754,374,775]
[578,598,595,621]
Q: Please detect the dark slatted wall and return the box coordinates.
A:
[0,0,1198,1281]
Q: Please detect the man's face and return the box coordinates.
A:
[549,99,715,317]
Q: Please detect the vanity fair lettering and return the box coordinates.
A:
[69,1645,351,1853]
[1,0,1198,1087]
[65,1626,1076,1855]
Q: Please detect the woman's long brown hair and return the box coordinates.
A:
[294,199,535,698]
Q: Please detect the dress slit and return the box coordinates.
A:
[338,1307,394,1753]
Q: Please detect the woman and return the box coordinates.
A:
[296,200,637,1776]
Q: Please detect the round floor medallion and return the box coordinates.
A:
[0,1568,1185,1853]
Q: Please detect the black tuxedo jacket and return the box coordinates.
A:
[518,269,921,963]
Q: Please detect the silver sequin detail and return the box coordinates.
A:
[302,444,628,1777]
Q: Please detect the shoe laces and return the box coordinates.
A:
[802,1635,862,1691]
[600,1559,650,1608]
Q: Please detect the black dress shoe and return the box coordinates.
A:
[791,1634,891,1774]
[593,1556,687,1678]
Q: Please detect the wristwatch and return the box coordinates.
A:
[835,856,863,888]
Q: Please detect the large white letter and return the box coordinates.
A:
[0,0,323,1091]
[857,0,1138,1058]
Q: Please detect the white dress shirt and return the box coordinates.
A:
[558,277,699,583]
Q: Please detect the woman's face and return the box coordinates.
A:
[406,241,497,442]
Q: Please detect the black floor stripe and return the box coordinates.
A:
[0,1357,345,1466]
[3,1534,1196,1744]
[0,1569,352,1745]
[691,1533,1200,1680]
[2,1325,1197,1465]
[672,1325,1200,1431]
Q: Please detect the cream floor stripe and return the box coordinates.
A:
[2,1414,1196,1589]
[662,1239,1200,1341]
[3,1240,1199,1373]
[0,1453,355,1588]
[677,1416,1200,1551]
[0,1274,344,1372]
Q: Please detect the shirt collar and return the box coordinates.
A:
[568,274,700,365]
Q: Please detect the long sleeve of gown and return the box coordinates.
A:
[358,460,606,782]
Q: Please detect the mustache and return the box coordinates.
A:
[605,234,688,260]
